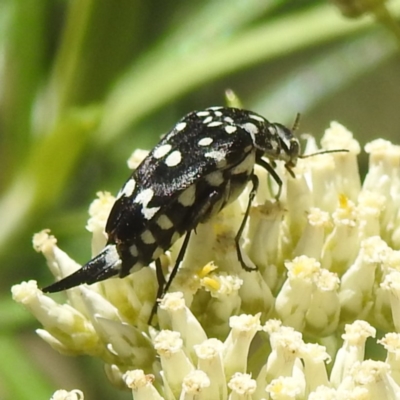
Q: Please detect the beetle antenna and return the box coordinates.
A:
[299,148,349,159]
[291,113,349,158]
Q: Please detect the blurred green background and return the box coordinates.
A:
[0,0,399,399]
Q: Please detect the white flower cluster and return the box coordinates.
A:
[12,122,400,399]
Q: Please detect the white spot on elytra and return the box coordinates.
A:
[242,122,259,135]
[224,117,234,123]
[156,214,173,230]
[249,114,265,122]
[198,137,213,146]
[214,111,222,117]
[129,244,138,257]
[205,150,226,163]
[208,106,223,111]
[196,111,210,117]
[154,144,172,159]
[142,206,160,220]
[135,188,154,205]
[178,185,196,206]
[134,188,160,220]
[225,125,237,134]
[205,170,224,186]
[119,178,136,197]
[175,122,187,131]
[165,150,182,167]
[141,230,156,244]
[203,116,213,124]
[207,121,223,127]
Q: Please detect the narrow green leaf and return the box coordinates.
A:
[99,3,388,143]
[0,335,54,400]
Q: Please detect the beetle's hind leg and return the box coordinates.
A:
[235,173,259,272]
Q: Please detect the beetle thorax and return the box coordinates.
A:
[252,122,301,167]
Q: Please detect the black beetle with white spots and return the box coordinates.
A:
[42,106,346,321]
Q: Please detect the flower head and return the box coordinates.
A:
[12,122,400,398]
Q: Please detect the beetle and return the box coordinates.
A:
[42,107,346,319]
